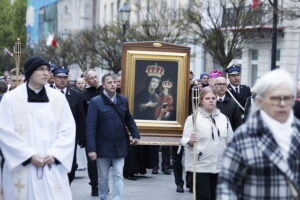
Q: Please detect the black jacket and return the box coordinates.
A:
[217,95,242,131]
[65,86,86,146]
[294,100,300,120]
[81,85,103,114]
[227,84,252,120]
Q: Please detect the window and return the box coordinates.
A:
[117,0,120,10]
[111,3,114,22]
[38,3,57,40]
[251,49,258,60]
[276,49,280,61]
[251,64,258,86]
[104,5,107,24]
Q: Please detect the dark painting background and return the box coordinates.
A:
[133,60,178,121]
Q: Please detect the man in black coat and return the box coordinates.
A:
[52,66,86,184]
[213,77,242,130]
[81,69,103,196]
[82,69,103,114]
[225,65,252,121]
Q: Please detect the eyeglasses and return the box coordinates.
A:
[214,83,227,86]
[269,95,294,105]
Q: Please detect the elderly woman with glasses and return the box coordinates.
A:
[217,69,300,199]
[181,87,233,199]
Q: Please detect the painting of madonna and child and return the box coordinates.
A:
[133,60,178,121]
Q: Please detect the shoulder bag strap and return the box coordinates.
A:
[100,95,130,140]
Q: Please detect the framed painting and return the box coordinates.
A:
[121,42,190,144]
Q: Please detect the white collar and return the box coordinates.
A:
[230,83,239,89]
[260,110,294,159]
[55,86,67,94]
[217,95,225,100]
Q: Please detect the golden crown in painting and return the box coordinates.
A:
[162,80,173,89]
[145,63,165,78]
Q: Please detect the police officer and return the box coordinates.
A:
[52,66,86,184]
[226,65,252,120]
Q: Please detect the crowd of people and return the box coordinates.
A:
[0,55,300,200]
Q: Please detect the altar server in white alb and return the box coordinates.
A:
[0,56,75,200]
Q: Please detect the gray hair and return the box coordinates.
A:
[101,73,116,83]
[250,69,296,114]
[85,69,97,79]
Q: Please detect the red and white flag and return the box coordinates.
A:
[46,34,57,48]
[3,48,13,57]
[252,0,259,8]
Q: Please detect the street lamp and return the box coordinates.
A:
[119,2,131,42]
[271,0,278,70]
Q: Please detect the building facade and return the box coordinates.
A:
[204,0,300,86]
[26,0,58,46]
[26,0,300,85]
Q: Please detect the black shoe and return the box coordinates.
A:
[162,168,171,175]
[152,168,158,174]
[124,174,137,181]
[91,188,98,196]
[176,185,184,193]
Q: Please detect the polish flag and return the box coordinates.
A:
[46,34,57,48]
[252,0,259,8]
[3,48,13,57]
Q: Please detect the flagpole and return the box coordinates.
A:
[14,38,21,86]
[271,0,278,70]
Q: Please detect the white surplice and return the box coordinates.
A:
[0,83,75,200]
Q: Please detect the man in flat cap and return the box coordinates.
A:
[0,56,75,199]
[53,66,85,184]
[225,64,252,120]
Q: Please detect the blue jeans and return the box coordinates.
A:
[97,158,124,200]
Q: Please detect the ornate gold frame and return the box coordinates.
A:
[122,42,191,141]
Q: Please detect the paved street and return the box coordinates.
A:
[71,169,192,200]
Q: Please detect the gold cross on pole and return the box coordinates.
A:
[191,85,200,200]
[14,179,25,194]
[15,126,26,136]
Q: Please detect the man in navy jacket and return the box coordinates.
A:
[86,73,140,200]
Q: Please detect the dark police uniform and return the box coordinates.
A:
[225,65,252,120]
[52,66,85,184]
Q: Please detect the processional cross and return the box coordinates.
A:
[15,126,26,136]
[191,85,200,200]
[14,179,25,194]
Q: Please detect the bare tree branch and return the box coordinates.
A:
[184,0,271,69]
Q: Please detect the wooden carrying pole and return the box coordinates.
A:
[191,85,200,200]
[14,38,21,86]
